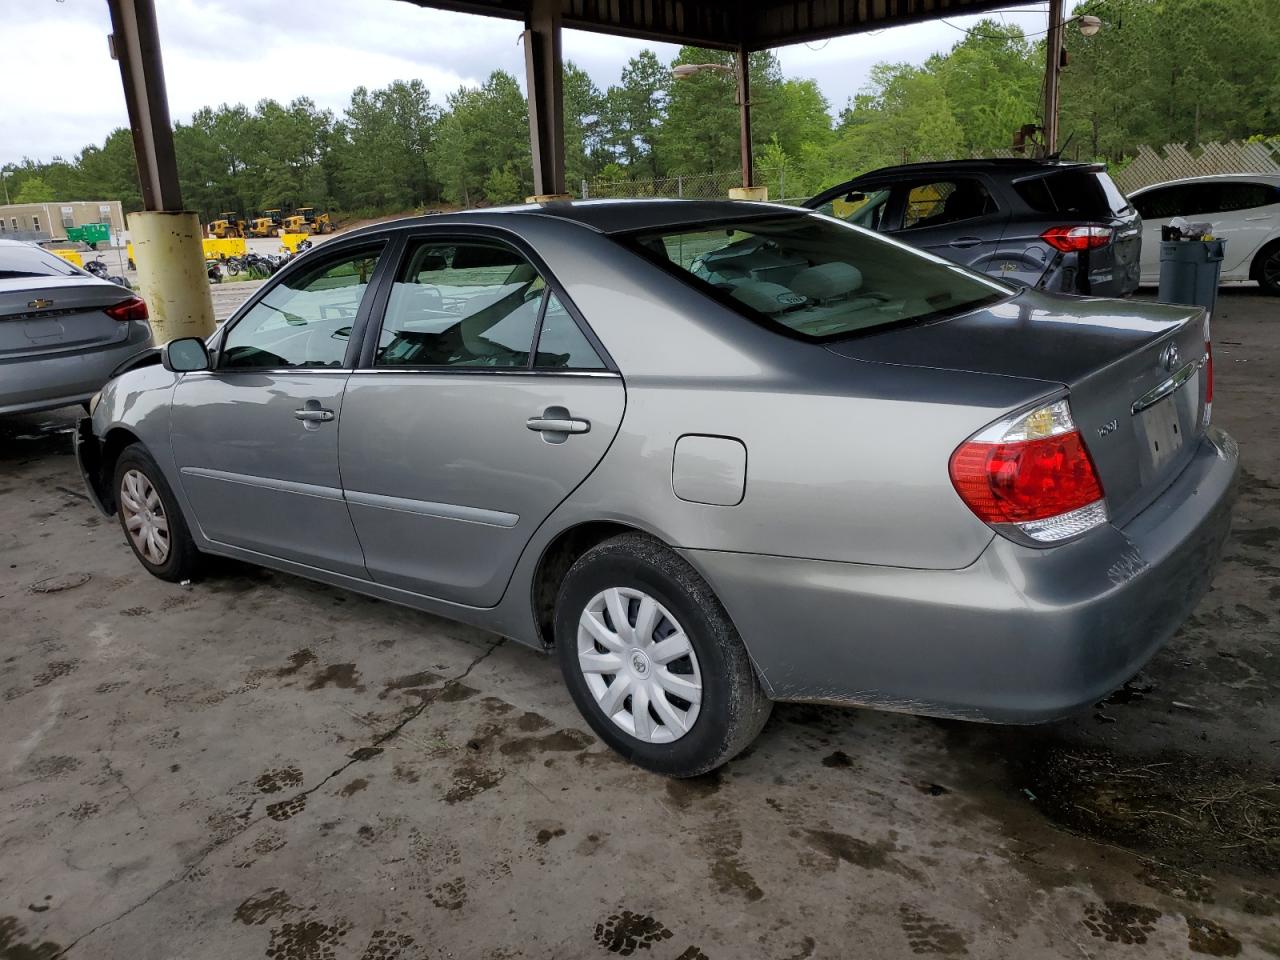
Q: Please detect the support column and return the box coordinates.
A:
[523,0,569,202]
[728,47,767,201]
[107,0,215,342]
[1042,0,1064,156]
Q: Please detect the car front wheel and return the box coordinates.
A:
[555,533,772,777]
[113,443,201,582]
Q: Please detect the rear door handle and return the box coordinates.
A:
[949,237,982,248]
[295,408,335,422]
[527,405,590,444]
[527,417,589,434]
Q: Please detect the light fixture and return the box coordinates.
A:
[671,63,734,79]
[1077,14,1103,36]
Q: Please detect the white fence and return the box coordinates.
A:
[1111,140,1280,193]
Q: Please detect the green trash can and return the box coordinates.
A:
[1158,238,1225,314]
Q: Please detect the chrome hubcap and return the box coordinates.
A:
[120,469,170,565]
[577,587,702,744]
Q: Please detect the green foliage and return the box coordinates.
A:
[16,2,1280,218]
[14,175,56,203]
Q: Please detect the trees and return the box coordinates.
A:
[14,176,55,204]
[433,71,531,206]
[331,80,439,212]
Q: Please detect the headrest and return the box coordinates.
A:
[728,280,808,315]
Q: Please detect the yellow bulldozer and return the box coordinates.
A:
[208,213,245,239]
[248,209,282,238]
[282,208,335,236]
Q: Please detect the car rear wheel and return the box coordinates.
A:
[555,533,772,777]
[113,443,201,582]
[1252,240,1280,295]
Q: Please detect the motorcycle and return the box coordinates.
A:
[83,255,130,289]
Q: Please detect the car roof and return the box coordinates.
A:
[1130,173,1280,192]
[339,199,795,242]
[850,158,1100,180]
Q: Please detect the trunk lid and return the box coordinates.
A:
[0,276,135,358]
[826,289,1208,525]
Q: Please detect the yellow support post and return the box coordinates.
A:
[128,211,216,344]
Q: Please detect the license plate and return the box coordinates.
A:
[1141,395,1183,472]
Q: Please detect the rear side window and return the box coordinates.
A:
[626,213,1008,342]
[1214,182,1278,212]
[0,243,81,280]
[901,179,996,229]
[1014,170,1130,217]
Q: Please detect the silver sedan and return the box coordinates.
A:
[1,239,151,415]
[76,200,1238,776]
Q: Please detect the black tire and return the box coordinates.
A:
[555,533,772,777]
[113,443,202,582]
[1252,240,1280,295]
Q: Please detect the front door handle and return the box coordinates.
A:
[949,237,982,249]
[527,406,590,444]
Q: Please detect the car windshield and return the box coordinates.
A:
[627,213,1009,341]
[0,244,82,280]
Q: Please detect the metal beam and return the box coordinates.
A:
[1042,0,1064,154]
[106,0,182,211]
[523,0,567,197]
[737,47,753,189]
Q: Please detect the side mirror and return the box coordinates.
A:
[162,337,211,373]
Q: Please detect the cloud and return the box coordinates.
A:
[2,0,1053,165]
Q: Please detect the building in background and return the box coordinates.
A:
[0,200,126,244]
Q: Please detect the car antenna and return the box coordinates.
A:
[1047,132,1075,162]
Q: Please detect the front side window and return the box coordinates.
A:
[629,213,1008,342]
[901,179,994,230]
[221,245,384,369]
[815,188,891,231]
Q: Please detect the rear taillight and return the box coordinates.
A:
[104,296,148,322]
[1203,315,1214,425]
[1040,225,1112,252]
[949,398,1107,544]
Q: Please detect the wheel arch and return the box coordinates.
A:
[95,426,145,513]
[1249,236,1280,286]
[530,520,658,648]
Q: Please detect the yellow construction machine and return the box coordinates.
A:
[282,207,335,236]
[208,213,245,239]
[248,210,282,238]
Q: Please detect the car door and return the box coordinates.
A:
[1209,181,1279,277]
[885,178,1007,272]
[338,233,625,607]
[170,242,389,577]
[1131,184,1192,283]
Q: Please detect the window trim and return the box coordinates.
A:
[353,226,617,376]
[211,238,393,374]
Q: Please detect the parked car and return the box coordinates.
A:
[1128,174,1280,294]
[76,200,1236,777]
[0,239,151,416]
[806,159,1142,297]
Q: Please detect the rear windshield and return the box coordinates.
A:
[0,244,82,280]
[1014,169,1132,217]
[624,214,1009,341]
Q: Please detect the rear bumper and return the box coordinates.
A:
[684,428,1238,723]
[0,321,151,416]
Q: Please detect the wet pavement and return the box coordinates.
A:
[0,290,1277,959]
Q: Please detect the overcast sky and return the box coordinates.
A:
[4,0,1060,167]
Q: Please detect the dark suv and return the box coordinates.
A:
[805,159,1142,296]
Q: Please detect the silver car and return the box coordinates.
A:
[75,201,1238,776]
[1,239,152,415]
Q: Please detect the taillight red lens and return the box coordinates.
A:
[104,296,148,322]
[1040,225,1112,252]
[950,430,1104,524]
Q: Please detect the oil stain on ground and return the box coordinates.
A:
[1081,901,1161,945]
[899,904,969,955]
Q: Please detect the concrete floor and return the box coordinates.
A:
[1,290,1277,960]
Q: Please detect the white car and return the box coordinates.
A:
[1129,174,1280,294]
